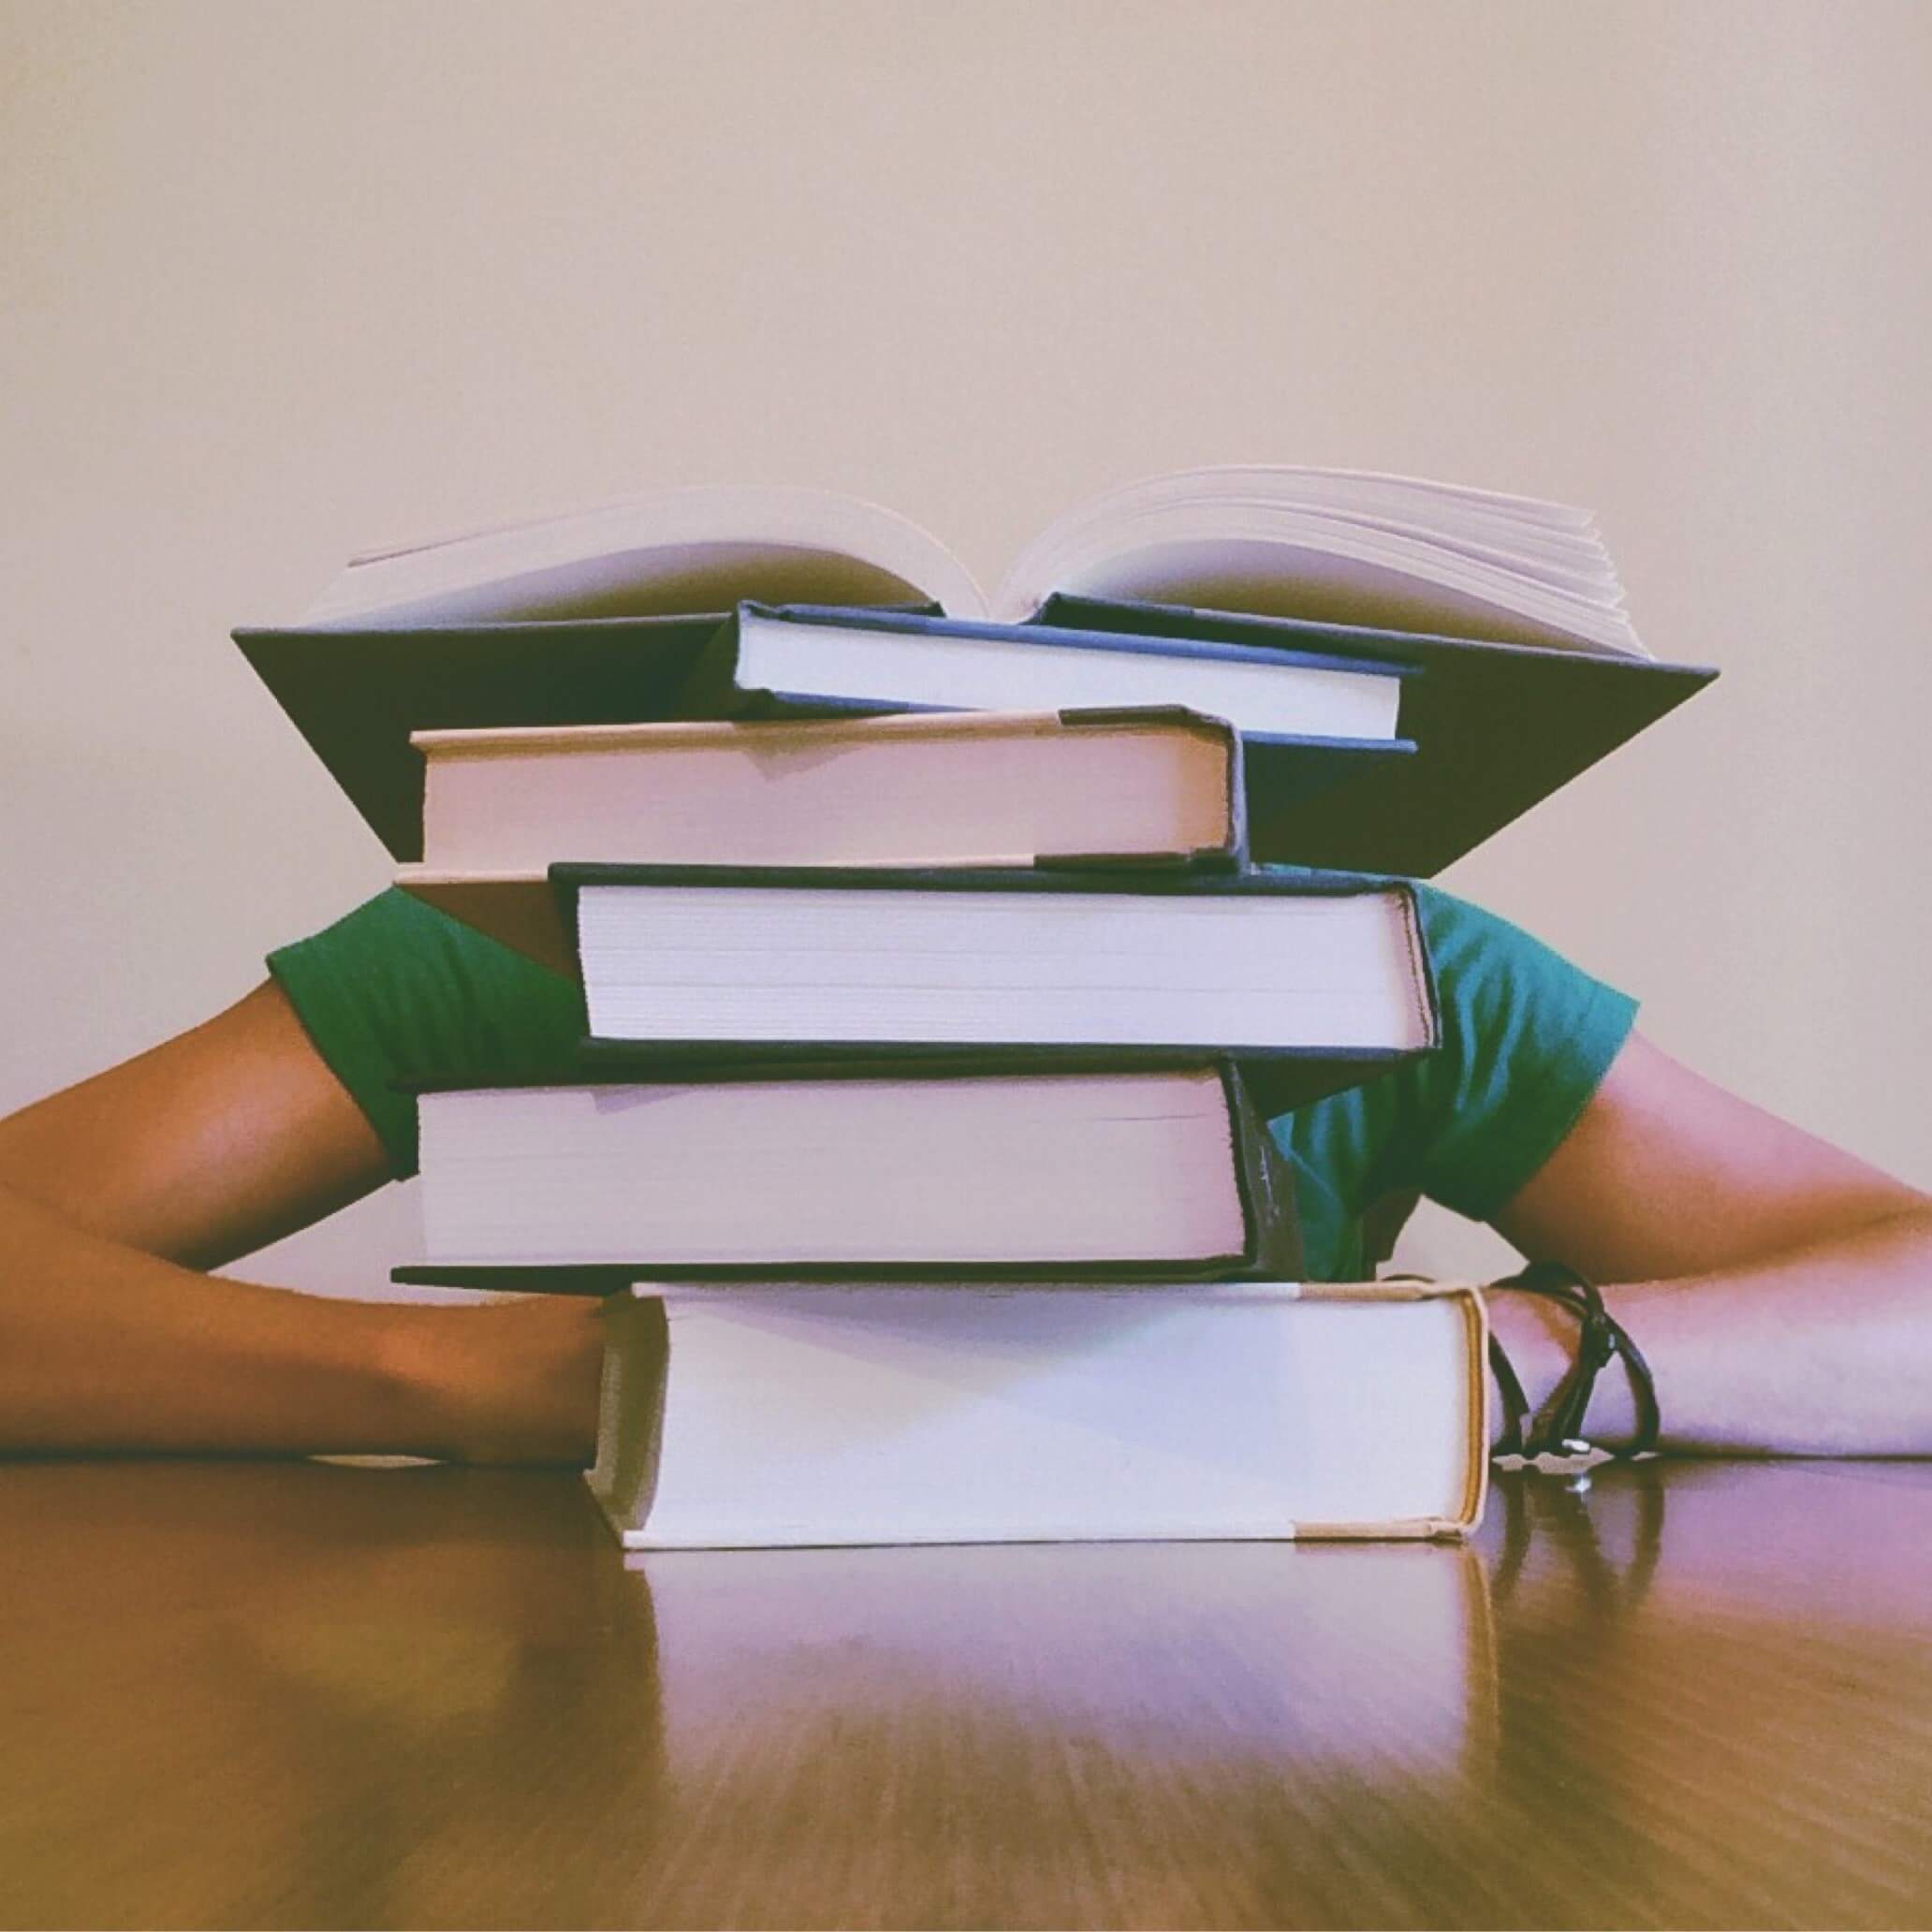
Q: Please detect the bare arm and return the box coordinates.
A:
[1487,1031,1932,1456]
[0,978,391,1266]
[0,981,597,1460]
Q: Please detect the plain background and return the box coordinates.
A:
[4,0,1927,1298]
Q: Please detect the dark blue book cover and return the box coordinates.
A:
[1033,593,1718,874]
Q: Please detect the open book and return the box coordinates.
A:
[298,467,1648,657]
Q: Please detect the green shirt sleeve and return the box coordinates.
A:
[267,888,585,1178]
[1397,883,1640,1222]
[1269,880,1639,1275]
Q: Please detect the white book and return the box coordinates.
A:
[296,466,1647,657]
[588,1281,1490,1548]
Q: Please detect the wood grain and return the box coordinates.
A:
[3,1457,1929,1928]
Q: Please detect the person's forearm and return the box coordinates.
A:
[0,1183,602,1464]
[1487,1206,1932,1456]
[0,1181,451,1457]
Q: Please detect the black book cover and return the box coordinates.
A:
[234,604,1310,867]
[234,615,724,860]
[1034,593,1718,876]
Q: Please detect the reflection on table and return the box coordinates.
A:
[2,1456,1929,1927]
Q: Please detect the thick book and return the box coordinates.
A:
[553,863,1439,1102]
[288,469,1645,653]
[1041,593,1719,875]
[390,1060,1302,1291]
[586,1280,1491,1547]
[395,706,1258,976]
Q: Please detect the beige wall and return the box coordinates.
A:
[4,0,1927,1295]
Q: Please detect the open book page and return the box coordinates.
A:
[302,485,988,626]
[294,468,1640,653]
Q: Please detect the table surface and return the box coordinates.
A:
[3,1455,1929,1930]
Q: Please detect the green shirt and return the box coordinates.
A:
[267,880,1637,1281]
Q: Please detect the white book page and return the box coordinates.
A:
[998,467,1645,654]
[417,710,1234,871]
[735,614,1403,740]
[417,1071,1244,1266]
[578,885,1431,1051]
[1003,527,1642,654]
[1047,463,1598,534]
[300,486,988,626]
[293,469,1627,644]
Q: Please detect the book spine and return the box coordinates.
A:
[566,1038,1422,1098]
[392,1251,1272,1290]
[1039,706,1248,872]
[584,1291,669,1539]
[550,858,1399,897]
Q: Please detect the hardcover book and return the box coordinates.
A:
[395,706,1258,975]
[586,1280,1491,1547]
[681,601,1413,743]
[391,1060,1303,1291]
[553,863,1439,1106]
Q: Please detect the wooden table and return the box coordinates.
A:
[3,1456,1928,1928]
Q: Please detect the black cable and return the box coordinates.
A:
[1485,1261,1661,1458]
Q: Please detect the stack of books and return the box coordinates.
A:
[242,469,1715,1546]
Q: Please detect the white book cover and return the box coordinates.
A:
[588,1281,1489,1548]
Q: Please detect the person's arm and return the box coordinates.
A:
[0,980,599,1461]
[1486,1030,1932,1456]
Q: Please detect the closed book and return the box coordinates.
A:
[390,1060,1300,1292]
[555,863,1438,1112]
[679,602,1417,827]
[686,602,1412,739]
[395,706,1251,975]
[587,1280,1491,1547]
[1039,594,1718,876]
